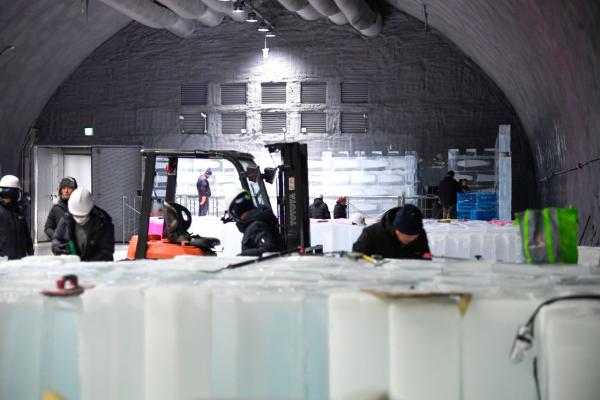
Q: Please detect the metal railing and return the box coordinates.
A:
[344,194,440,219]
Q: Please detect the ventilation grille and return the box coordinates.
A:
[261,112,287,134]
[261,83,287,104]
[301,112,326,133]
[221,83,247,105]
[181,113,206,134]
[181,83,208,105]
[341,112,368,134]
[301,82,326,103]
[341,82,368,103]
[222,113,246,134]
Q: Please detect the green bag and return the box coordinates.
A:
[515,208,578,264]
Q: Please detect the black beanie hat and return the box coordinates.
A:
[393,204,423,235]
[59,177,78,190]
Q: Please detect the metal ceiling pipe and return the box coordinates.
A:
[98,0,195,37]
[156,0,224,27]
[202,0,247,22]
[308,0,348,25]
[277,0,322,21]
[332,0,382,36]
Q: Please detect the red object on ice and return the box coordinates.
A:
[40,274,94,297]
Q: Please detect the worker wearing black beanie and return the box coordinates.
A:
[352,204,431,260]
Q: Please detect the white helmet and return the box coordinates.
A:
[0,175,21,190]
[350,212,366,226]
[223,186,253,220]
[68,188,94,216]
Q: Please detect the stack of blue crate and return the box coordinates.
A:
[456,193,477,219]
[456,192,497,220]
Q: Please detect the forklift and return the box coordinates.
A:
[129,142,310,260]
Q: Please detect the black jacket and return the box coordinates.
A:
[438,176,461,207]
[333,202,347,219]
[0,201,34,260]
[235,205,284,257]
[352,207,430,260]
[52,206,115,261]
[309,198,330,219]
[44,199,69,239]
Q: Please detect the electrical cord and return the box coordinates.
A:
[538,157,600,183]
[510,295,600,400]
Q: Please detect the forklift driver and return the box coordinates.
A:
[225,188,283,257]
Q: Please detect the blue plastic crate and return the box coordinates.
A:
[475,192,497,202]
[457,193,477,203]
[469,210,497,221]
[457,211,471,220]
[457,202,476,212]
[475,201,497,211]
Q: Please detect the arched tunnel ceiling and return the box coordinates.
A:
[1,0,599,194]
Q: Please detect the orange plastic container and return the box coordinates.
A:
[127,235,205,259]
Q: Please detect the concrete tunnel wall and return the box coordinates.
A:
[34,5,537,213]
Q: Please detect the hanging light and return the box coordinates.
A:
[246,11,258,22]
[233,1,244,12]
[265,30,276,38]
[257,22,269,32]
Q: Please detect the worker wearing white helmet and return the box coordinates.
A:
[224,187,283,256]
[0,175,33,259]
[51,188,115,261]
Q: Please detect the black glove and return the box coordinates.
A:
[53,242,71,255]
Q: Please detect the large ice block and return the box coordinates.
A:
[145,286,212,400]
[537,300,600,400]
[389,298,461,400]
[212,287,328,399]
[80,287,145,400]
[328,292,389,400]
[462,298,538,400]
[0,298,44,400]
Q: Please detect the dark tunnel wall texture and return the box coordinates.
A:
[35,5,536,212]
[0,0,598,243]
[388,0,600,244]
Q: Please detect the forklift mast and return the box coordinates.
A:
[266,142,311,251]
[135,149,271,259]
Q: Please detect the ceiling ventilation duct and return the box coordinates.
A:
[277,0,322,21]
[98,0,196,37]
[156,0,224,27]
[308,0,348,25]
[333,0,382,37]
[202,0,248,22]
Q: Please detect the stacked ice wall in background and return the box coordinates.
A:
[307,151,418,217]
[159,149,418,218]
[448,147,496,192]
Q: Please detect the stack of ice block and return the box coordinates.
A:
[190,216,524,262]
[1,252,599,399]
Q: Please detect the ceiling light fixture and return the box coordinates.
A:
[265,30,276,38]
[233,1,244,12]
[257,22,269,32]
[246,12,258,22]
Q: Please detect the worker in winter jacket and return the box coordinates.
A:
[44,176,78,239]
[52,188,114,261]
[352,204,430,260]
[225,188,283,257]
[309,194,330,219]
[333,196,348,219]
[0,175,33,260]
